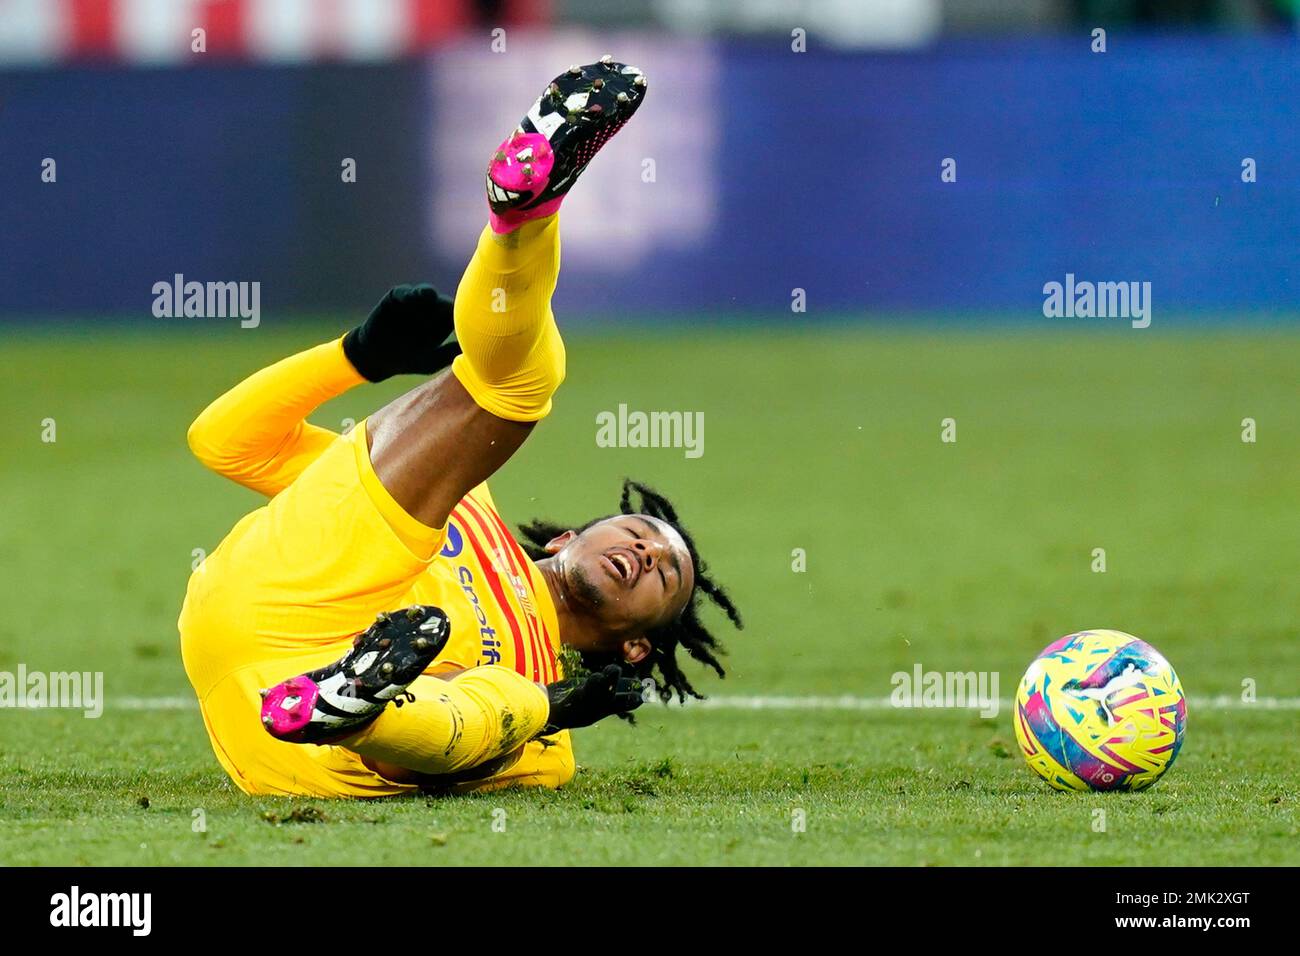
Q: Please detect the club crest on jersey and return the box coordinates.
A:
[510,573,534,612]
[485,547,533,609]
[439,523,464,558]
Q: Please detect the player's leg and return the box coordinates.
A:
[252,600,547,778]
[365,57,647,530]
[179,420,453,796]
[339,668,551,780]
[254,59,646,786]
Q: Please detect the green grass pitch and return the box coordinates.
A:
[1,321,1297,866]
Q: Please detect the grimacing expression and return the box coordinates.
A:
[553,514,695,638]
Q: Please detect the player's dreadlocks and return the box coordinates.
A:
[517,479,743,705]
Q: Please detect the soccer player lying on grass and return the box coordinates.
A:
[178,58,742,798]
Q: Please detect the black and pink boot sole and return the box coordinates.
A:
[487,55,647,233]
[259,605,450,745]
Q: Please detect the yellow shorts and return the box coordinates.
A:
[179,423,443,797]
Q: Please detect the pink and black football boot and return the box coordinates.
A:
[486,55,648,233]
[259,605,450,745]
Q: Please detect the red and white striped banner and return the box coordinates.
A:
[0,0,546,65]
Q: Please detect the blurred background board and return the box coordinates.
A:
[2,2,1299,318]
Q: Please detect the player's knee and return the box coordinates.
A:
[534,329,566,402]
[509,335,566,421]
[451,324,566,422]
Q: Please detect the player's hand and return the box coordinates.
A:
[342,283,461,382]
[540,663,644,734]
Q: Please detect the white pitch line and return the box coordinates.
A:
[115,696,197,710]
[109,694,1300,712]
[686,695,1300,711]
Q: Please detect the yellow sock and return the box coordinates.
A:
[450,215,565,422]
[340,666,549,776]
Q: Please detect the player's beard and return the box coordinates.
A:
[566,560,607,612]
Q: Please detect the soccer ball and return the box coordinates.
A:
[1013,629,1186,792]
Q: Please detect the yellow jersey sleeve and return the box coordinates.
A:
[188,337,364,497]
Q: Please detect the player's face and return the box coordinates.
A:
[550,514,695,644]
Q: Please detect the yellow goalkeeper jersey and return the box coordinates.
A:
[179,339,572,797]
